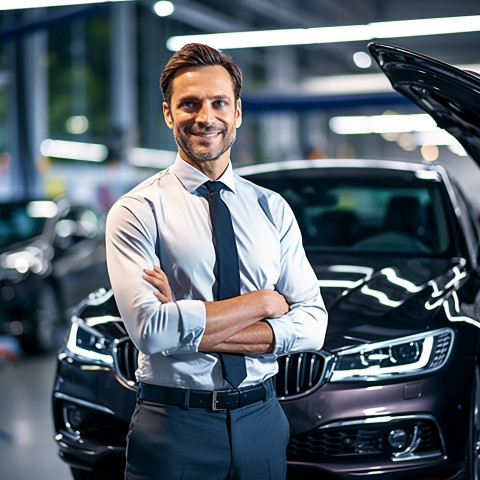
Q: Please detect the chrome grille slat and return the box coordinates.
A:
[275,352,327,401]
[296,355,303,392]
[283,355,290,396]
[308,355,316,388]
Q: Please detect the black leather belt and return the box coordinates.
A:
[138,381,269,411]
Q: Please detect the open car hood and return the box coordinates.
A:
[368,42,480,166]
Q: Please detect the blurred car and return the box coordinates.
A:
[0,197,109,354]
[52,43,480,480]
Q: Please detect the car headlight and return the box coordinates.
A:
[330,328,454,382]
[0,245,51,281]
[65,317,114,366]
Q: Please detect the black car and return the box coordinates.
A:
[52,44,480,480]
[0,197,109,354]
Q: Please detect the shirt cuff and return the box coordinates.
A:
[165,299,206,354]
[265,316,297,357]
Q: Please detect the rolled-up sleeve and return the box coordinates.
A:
[105,197,206,355]
[264,197,328,356]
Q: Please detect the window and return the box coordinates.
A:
[249,169,453,255]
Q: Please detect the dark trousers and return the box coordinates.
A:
[124,381,290,480]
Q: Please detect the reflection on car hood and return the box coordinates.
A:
[369,42,480,166]
[308,253,466,351]
[78,255,468,355]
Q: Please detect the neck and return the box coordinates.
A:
[179,151,230,180]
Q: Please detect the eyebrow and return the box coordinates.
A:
[176,94,231,103]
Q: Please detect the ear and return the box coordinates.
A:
[235,99,242,128]
[163,102,174,130]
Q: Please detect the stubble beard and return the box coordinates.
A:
[174,127,236,163]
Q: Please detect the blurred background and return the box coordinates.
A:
[0,1,480,479]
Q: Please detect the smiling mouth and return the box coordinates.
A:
[193,132,221,138]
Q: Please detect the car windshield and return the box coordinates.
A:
[248,168,454,255]
[0,201,57,248]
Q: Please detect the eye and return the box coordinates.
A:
[180,101,194,109]
[214,99,228,108]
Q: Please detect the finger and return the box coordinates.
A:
[144,268,161,277]
[143,273,165,287]
[153,291,169,303]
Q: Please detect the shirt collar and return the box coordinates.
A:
[172,155,237,194]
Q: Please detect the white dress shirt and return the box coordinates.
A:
[106,156,328,390]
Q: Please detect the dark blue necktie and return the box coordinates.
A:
[204,181,247,388]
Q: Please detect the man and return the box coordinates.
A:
[106,43,328,480]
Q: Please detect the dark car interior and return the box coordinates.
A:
[249,171,453,255]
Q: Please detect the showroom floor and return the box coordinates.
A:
[0,336,71,480]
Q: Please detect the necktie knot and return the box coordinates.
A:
[204,180,225,194]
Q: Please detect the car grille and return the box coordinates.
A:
[274,352,327,400]
[114,340,327,400]
[114,337,138,387]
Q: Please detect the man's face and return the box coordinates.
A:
[163,65,242,171]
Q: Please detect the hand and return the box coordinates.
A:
[143,266,173,303]
[264,290,290,318]
[246,289,289,319]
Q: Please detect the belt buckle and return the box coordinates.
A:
[211,391,227,411]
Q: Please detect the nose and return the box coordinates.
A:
[196,102,215,125]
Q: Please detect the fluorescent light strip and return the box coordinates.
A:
[129,147,177,169]
[167,14,480,51]
[329,113,437,135]
[329,113,466,154]
[0,0,132,10]
[40,139,108,162]
[302,63,480,95]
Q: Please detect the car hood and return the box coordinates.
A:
[80,254,467,356]
[368,42,480,167]
[308,253,466,352]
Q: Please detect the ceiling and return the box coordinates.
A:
[140,0,480,93]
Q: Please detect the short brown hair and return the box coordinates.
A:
[160,43,242,106]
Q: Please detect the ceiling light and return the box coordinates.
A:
[329,113,466,156]
[396,133,417,152]
[447,143,467,157]
[167,25,371,51]
[153,1,174,17]
[40,139,108,162]
[128,147,176,169]
[369,15,480,38]
[0,0,132,10]
[420,144,439,162]
[302,63,480,96]
[353,51,372,69]
[329,113,436,135]
[167,14,480,51]
[66,115,89,135]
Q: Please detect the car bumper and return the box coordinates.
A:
[282,353,473,479]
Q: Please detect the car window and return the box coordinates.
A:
[249,171,454,255]
[0,201,53,248]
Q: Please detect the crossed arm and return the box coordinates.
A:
[143,266,289,354]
